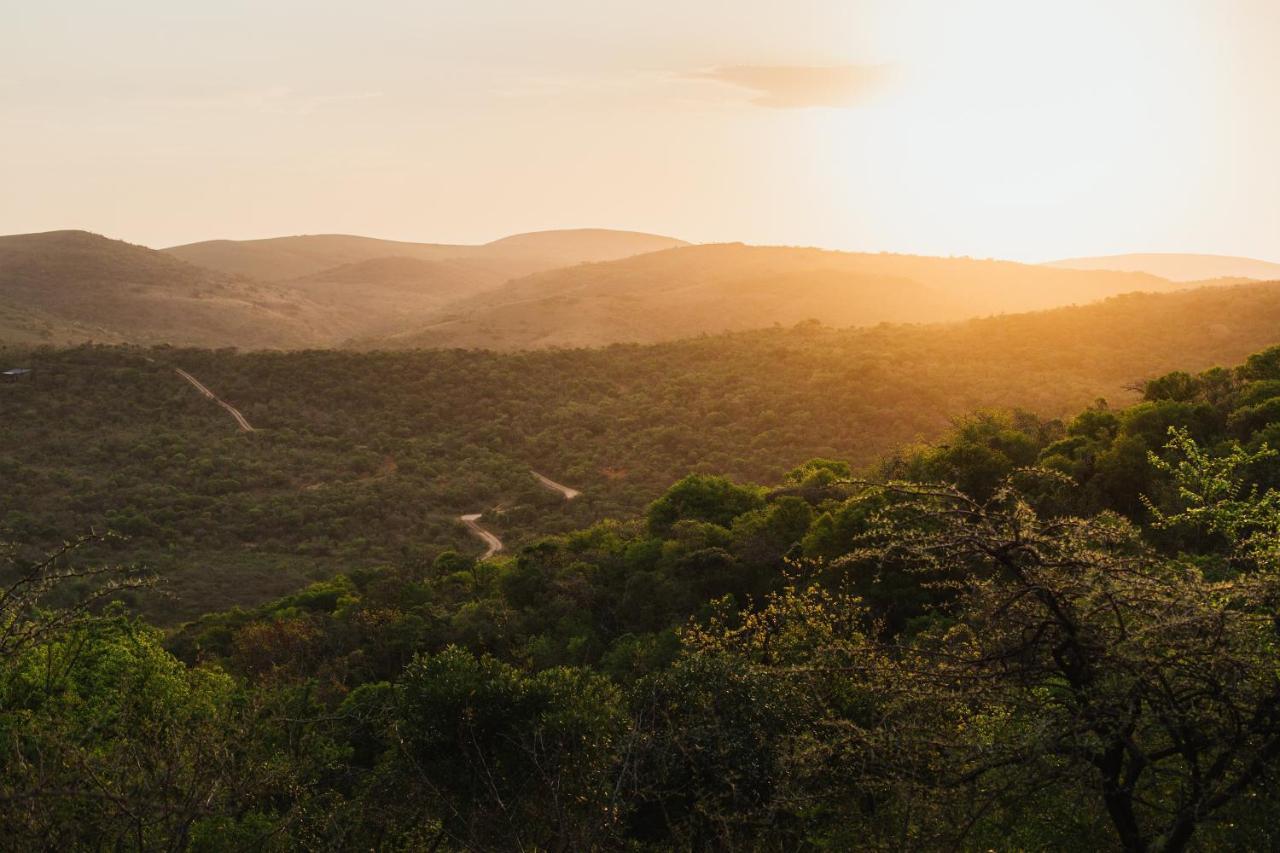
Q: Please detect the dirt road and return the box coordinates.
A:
[175,368,255,432]
[459,513,504,559]
[458,473,578,559]
[532,471,581,499]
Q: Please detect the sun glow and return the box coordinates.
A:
[3,0,1275,260]
[810,0,1224,260]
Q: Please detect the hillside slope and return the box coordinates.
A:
[1046,252,1280,282]
[370,243,1181,350]
[0,229,692,347]
[0,231,332,348]
[284,257,502,339]
[163,228,689,282]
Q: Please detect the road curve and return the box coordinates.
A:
[459,513,504,559]
[532,471,580,500]
[175,368,255,432]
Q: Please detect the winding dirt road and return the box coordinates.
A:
[175,368,255,432]
[532,471,580,499]
[458,473,581,559]
[459,513,504,558]
[171,364,574,561]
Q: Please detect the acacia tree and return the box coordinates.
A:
[836,445,1280,851]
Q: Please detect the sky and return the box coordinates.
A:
[2,0,1278,261]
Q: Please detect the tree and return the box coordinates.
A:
[838,454,1280,851]
[630,587,885,849]
[1239,345,1280,381]
[0,537,303,849]
[391,646,628,850]
[646,475,765,536]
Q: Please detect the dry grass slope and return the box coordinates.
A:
[0,231,329,348]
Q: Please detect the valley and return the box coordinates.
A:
[7,278,1280,623]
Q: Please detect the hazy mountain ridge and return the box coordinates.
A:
[0,228,689,348]
[1046,252,1280,282]
[162,234,468,281]
[368,242,1181,350]
[3,230,1263,351]
[282,257,505,339]
[163,228,689,282]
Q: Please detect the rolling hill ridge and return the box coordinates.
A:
[0,229,689,348]
[1045,252,1280,282]
[2,230,1258,351]
[0,230,330,348]
[368,243,1183,350]
[163,228,690,282]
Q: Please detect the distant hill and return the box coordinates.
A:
[480,228,692,265]
[0,229,689,348]
[163,229,689,282]
[0,230,333,348]
[1045,252,1280,282]
[284,257,502,339]
[8,231,1248,352]
[162,235,466,282]
[367,243,1181,350]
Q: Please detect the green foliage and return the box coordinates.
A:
[392,646,627,849]
[1239,344,1280,380]
[16,345,1280,847]
[10,284,1280,622]
[1143,369,1201,401]
[892,410,1046,499]
[0,610,285,849]
[647,474,765,535]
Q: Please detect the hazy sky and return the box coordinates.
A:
[3,1,1278,261]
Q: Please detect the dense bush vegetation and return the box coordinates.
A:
[5,283,1280,620]
[8,345,1280,848]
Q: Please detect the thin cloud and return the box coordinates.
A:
[693,64,892,109]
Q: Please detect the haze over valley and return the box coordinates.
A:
[6,226,1271,351]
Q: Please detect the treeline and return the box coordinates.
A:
[6,282,1280,620]
[8,346,1280,848]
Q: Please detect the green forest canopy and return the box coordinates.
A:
[5,279,1280,621]
[9,337,1280,847]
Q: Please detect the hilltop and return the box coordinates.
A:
[0,230,330,348]
[4,231,1206,352]
[1046,251,1280,282]
[163,228,689,282]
